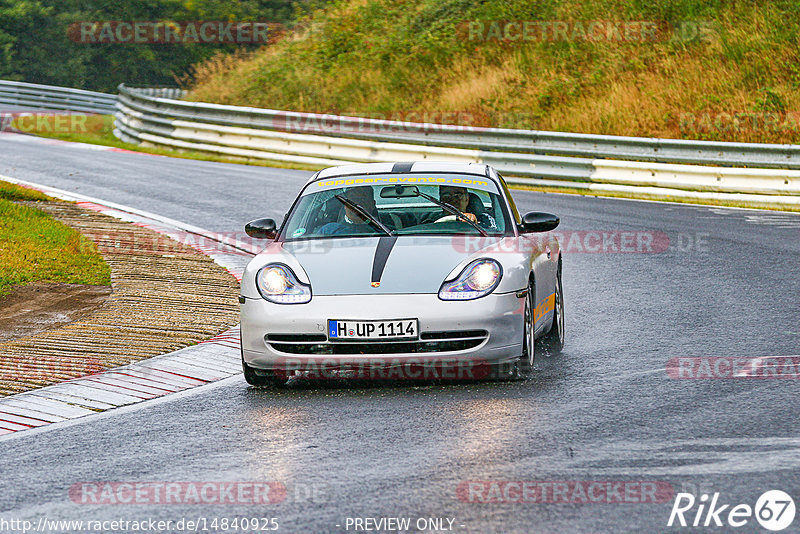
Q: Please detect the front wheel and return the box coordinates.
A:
[242,358,286,387]
[241,328,286,386]
[543,263,565,352]
[518,280,536,376]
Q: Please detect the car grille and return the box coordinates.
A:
[266,333,327,343]
[266,330,488,355]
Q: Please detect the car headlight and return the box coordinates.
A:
[256,264,312,304]
[439,259,502,301]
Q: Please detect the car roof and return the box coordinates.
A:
[309,162,500,184]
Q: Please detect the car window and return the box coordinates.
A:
[498,174,521,224]
[281,175,513,240]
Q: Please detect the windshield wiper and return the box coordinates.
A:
[414,190,489,237]
[333,194,394,236]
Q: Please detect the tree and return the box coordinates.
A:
[0,0,311,92]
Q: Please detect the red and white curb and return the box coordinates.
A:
[0,328,244,436]
[0,176,261,438]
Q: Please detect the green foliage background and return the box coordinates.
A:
[0,0,316,92]
[186,0,800,143]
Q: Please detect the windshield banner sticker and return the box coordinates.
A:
[312,175,498,194]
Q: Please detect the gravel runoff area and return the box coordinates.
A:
[0,201,240,397]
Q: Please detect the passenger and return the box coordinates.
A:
[316,186,378,235]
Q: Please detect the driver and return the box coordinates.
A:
[437,185,497,229]
[316,186,378,235]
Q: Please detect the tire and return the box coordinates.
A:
[543,262,565,352]
[488,361,521,381]
[241,330,286,386]
[518,279,536,376]
[242,358,286,387]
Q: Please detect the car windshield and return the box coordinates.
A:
[281,175,512,240]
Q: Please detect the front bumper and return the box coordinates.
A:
[241,292,524,371]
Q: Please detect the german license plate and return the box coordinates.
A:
[328,319,418,340]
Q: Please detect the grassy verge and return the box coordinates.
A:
[0,181,111,297]
[187,0,800,145]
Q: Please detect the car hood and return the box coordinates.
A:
[290,236,488,295]
[246,235,521,296]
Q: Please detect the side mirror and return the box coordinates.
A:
[519,212,560,233]
[245,218,278,239]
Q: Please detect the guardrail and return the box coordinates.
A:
[3,79,794,206]
[115,84,800,170]
[114,84,800,205]
[0,80,117,114]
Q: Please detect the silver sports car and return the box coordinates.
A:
[240,162,564,385]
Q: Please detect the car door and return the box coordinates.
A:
[499,174,559,337]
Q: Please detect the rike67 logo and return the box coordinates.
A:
[668,490,796,531]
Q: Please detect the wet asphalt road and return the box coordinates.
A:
[1,135,799,533]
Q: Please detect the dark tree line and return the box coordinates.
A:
[0,0,315,92]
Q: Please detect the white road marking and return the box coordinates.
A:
[707,207,800,228]
[557,437,800,476]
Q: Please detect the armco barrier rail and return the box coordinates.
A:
[114,84,800,205]
[115,84,800,171]
[114,85,594,181]
[1,80,795,205]
[0,80,117,114]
